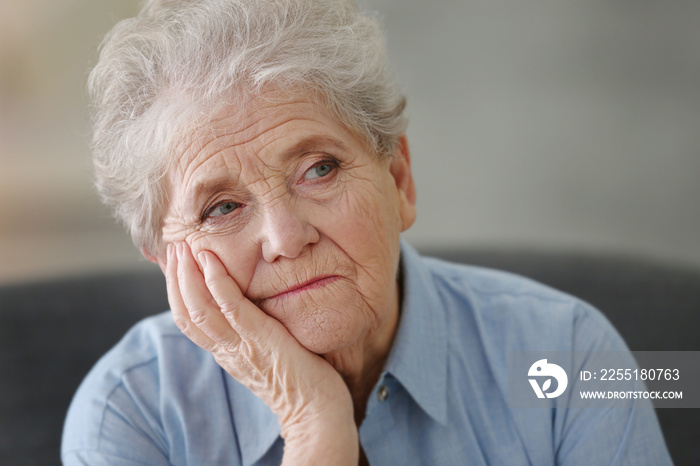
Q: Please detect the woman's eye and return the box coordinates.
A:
[303,162,335,180]
[207,201,239,218]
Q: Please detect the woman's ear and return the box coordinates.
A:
[142,248,166,273]
[389,134,417,232]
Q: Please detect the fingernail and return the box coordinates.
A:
[198,251,208,268]
[175,242,183,259]
[167,243,173,259]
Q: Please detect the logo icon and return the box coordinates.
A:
[528,359,568,398]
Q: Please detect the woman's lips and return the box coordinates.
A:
[266,275,340,301]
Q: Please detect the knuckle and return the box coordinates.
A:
[219,297,244,319]
[203,274,220,290]
[217,339,240,354]
[189,309,211,327]
[172,315,192,334]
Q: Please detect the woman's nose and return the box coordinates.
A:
[258,199,320,262]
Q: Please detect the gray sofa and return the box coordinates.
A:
[1,249,698,465]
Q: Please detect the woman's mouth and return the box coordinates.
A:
[266,275,341,301]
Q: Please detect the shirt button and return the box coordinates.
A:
[377,385,389,402]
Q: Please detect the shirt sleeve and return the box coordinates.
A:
[61,315,249,465]
[62,377,171,466]
[62,449,169,466]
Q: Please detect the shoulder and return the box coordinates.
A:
[62,311,275,464]
[61,312,213,460]
[419,254,627,352]
[399,250,672,465]
[67,312,191,404]
[422,254,575,305]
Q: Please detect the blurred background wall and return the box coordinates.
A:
[1,0,699,284]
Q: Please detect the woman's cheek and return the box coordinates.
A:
[186,230,259,293]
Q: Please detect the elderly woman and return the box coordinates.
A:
[63,0,671,464]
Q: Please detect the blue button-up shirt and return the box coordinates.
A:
[62,242,672,465]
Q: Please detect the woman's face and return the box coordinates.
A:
[160,91,416,355]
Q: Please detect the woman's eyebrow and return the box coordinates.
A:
[278,135,350,161]
[188,177,236,214]
[186,136,350,211]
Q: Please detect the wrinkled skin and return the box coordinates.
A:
[152,89,416,464]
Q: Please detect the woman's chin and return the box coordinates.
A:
[263,296,368,355]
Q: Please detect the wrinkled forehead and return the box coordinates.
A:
[167,89,367,183]
[161,88,375,209]
[175,97,308,173]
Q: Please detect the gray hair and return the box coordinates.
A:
[89,0,407,256]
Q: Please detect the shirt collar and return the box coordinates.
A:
[383,241,449,425]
